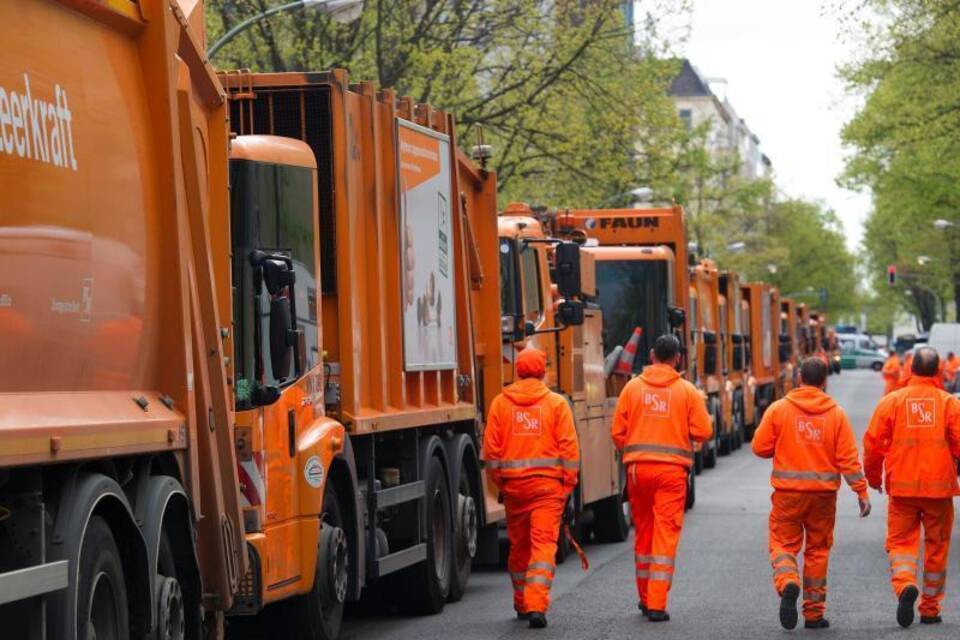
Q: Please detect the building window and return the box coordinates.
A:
[678,109,692,130]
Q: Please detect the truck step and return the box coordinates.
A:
[375,480,425,510]
[376,543,427,577]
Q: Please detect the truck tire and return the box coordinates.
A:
[593,493,631,543]
[399,455,452,614]
[78,515,130,640]
[448,466,477,603]
[685,465,696,511]
[156,533,186,640]
[282,482,347,640]
[694,450,704,475]
[871,361,883,372]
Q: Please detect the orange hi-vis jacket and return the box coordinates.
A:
[482,377,580,491]
[864,376,960,498]
[752,386,868,497]
[612,363,713,468]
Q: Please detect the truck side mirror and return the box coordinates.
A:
[668,305,685,328]
[525,320,537,337]
[557,300,585,327]
[262,257,296,295]
[502,314,525,343]
[554,242,581,299]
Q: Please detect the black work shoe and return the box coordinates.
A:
[638,602,649,617]
[516,611,530,621]
[647,610,670,622]
[779,583,800,630]
[804,618,830,629]
[897,585,919,628]
[528,612,547,629]
[920,615,942,624]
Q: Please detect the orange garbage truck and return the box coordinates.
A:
[741,282,780,437]
[779,298,800,392]
[690,260,736,460]
[547,206,715,490]
[0,3,514,637]
[492,204,629,549]
[719,269,750,448]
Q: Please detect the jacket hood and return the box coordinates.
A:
[503,377,551,406]
[639,363,682,387]
[785,385,836,414]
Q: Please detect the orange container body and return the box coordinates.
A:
[742,282,780,420]
[780,298,800,392]
[0,0,248,623]
[720,270,753,431]
[690,260,730,436]
[223,71,484,435]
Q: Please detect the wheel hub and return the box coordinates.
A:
[156,576,185,640]
[320,525,349,605]
[458,494,478,559]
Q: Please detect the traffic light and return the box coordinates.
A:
[887,264,897,286]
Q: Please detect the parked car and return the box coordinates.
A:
[838,333,887,371]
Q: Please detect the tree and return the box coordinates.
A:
[206,0,691,208]
[839,0,960,322]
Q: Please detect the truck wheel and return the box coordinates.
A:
[684,466,696,511]
[732,397,744,450]
[283,482,347,640]
[78,515,130,640]
[593,493,631,543]
[448,467,477,603]
[694,450,704,475]
[871,361,883,372]
[401,455,452,614]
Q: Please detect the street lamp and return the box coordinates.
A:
[208,0,364,58]
[933,219,958,230]
[598,187,653,208]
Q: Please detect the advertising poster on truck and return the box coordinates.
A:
[397,119,457,370]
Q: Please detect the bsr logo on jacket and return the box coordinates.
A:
[795,416,826,444]
[512,407,543,436]
[642,390,671,417]
[906,398,935,428]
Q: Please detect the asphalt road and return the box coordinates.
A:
[340,370,960,640]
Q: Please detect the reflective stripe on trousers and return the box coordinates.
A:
[486,457,579,469]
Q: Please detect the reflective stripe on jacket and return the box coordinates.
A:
[482,377,580,488]
[752,385,867,498]
[611,363,713,468]
[864,376,960,498]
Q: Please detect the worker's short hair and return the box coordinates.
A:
[800,357,828,387]
[653,334,681,362]
[949,351,955,358]
[913,347,939,376]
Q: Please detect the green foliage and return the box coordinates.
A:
[206,0,689,208]
[204,0,858,316]
[840,0,960,329]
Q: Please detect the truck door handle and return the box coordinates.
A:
[288,409,296,457]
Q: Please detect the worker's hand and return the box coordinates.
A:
[859,497,872,518]
[497,492,504,504]
[869,482,883,494]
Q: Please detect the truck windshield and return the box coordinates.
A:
[595,259,672,372]
[231,159,319,409]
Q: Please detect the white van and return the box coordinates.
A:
[838,333,887,371]
[927,323,960,359]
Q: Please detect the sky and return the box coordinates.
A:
[676,0,871,251]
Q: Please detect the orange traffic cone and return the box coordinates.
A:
[615,327,643,375]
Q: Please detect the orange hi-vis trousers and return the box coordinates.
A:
[502,476,567,614]
[887,497,954,617]
[768,491,836,621]
[628,462,688,611]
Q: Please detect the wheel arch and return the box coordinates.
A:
[47,471,151,640]
[328,435,363,601]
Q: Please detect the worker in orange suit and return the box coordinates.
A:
[482,346,580,629]
[611,334,712,622]
[752,357,871,630]
[881,352,901,396]
[864,347,960,628]
[943,352,959,392]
